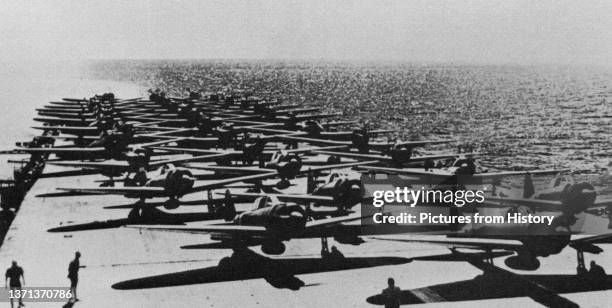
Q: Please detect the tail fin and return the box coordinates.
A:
[223,189,236,221]
[206,190,214,213]
[307,169,316,194]
[523,173,535,198]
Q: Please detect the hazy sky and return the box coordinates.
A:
[1,0,611,65]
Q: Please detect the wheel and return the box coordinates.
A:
[261,241,286,255]
[504,255,540,271]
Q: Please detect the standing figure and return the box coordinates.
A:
[68,252,84,303]
[5,261,25,308]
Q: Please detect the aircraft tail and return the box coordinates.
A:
[307,169,316,194]
[222,189,237,221]
[523,173,535,198]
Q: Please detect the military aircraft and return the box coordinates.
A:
[358,155,568,183]
[10,131,185,161]
[313,149,482,168]
[151,144,347,167]
[184,151,376,189]
[370,172,610,272]
[247,121,396,144]
[485,173,612,234]
[54,164,279,209]
[127,194,368,255]
[46,189,245,232]
[225,169,366,214]
[280,132,454,155]
[46,151,232,186]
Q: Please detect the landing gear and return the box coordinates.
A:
[320,237,345,260]
[320,237,329,257]
[483,249,494,265]
[275,178,291,190]
[576,249,587,276]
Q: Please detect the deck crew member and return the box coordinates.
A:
[5,261,25,308]
[68,252,84,303]
[588,261,607,284]
[382,278,401,308]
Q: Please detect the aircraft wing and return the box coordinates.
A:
[396,139,456,147]
[304,213,367,231]
[594,199,612,207]
[16,147,107,153]
[129,209,365,237]
[371,236,524,251]
[473,169,571,179]
[314,150,470,163]
[160,144,348,156]
[127,224,268,236]
[32,126,99,134]
[56,186,167,197]
[264,145,348,155]
[184,165,268,174]
[129,138,186,149]
[280,135,351,146]
[357,166,447,177]
[47,153,230,170]
[148,153,231,167]
[362,139,455,152]
[48,160,131,169]
[359,166,569,179]
[485,196,562,210]
[277,113,342,122]
[300,160,379,174]
[569,233,612,252]
[244,126,299,135]
[47,136,100,143]
[190,160,376,176]
[147,146,224,155]
[222,192,334,204]
[321,120,358,127]
[313,150,388,161]
[190,172,279,192]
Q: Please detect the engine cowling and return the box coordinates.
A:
[504,253,541,271]
[560,182,596,215]
[163,198,180,210]
[333,235,365,245]
[163,169,195,197]
[350,131,369,153]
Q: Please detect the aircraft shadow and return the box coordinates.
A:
[112,249,411,291]
[366,273,612,305]
[48,208,216,232]
[39,169,100,178]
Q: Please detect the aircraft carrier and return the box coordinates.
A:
[0,91,610,308]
